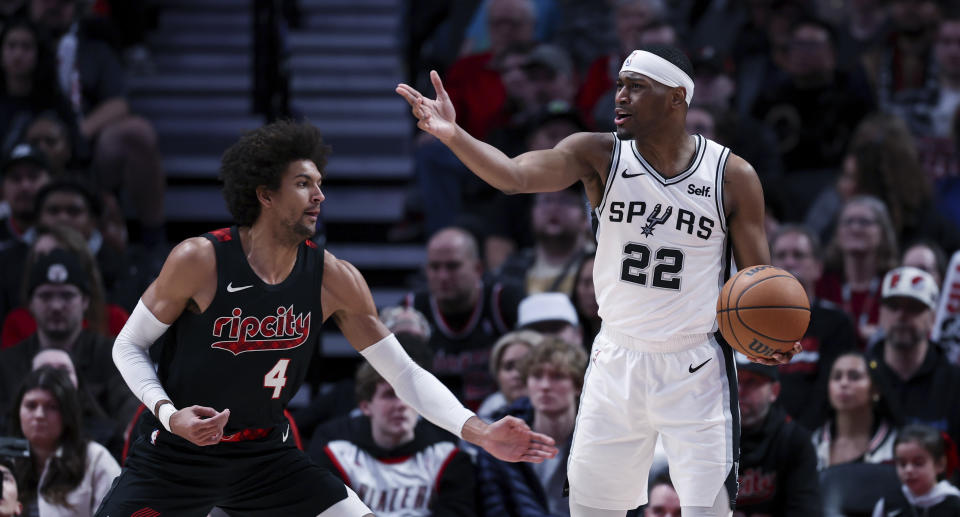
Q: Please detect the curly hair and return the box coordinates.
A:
[847,113,932,237]
[219,120,331,227]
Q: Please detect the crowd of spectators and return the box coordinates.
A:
[2,0,960,515]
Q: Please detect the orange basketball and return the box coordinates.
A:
[716,265,811,360]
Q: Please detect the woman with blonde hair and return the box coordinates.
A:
[477,330,544,422]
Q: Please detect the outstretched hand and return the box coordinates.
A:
[396,70,458,141]
[472,415,559,463]
[169,405,230,447]
[748,341,803,366]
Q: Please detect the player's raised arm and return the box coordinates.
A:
[321,250,559,463]
[396,70,601,194]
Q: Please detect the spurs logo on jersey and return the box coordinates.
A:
[594,134,731,339]
[211,305,311,355]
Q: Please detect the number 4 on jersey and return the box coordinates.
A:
[264,359,290,399]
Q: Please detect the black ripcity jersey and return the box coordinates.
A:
[156,226,324,432]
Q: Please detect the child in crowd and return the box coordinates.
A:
[872,424,960,517]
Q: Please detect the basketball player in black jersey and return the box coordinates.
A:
[95,121,557,517]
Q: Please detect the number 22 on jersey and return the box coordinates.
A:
[264,359,290,399]
[620,242,684,290]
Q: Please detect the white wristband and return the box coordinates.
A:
[360,334,475,438]
[157,403,177,433]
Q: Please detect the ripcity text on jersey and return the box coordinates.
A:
[594,134,731,339]
[155,226,325,433]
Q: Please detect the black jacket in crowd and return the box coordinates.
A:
[736,404,823,516]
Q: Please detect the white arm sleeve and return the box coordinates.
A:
[112,299,175,431]
[360,334,475,438]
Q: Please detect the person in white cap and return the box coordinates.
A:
[517,291,582,347]
[868,266,960,452]
[398,43,800,517]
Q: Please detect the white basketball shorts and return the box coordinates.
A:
[567,326,740,510]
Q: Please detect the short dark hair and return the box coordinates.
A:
[33,179,102,219]
[640,44,694,79]
[219,120,331,227]
[770,223,824,262]
[895,424,951,480]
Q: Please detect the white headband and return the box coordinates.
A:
[620,50,694,106]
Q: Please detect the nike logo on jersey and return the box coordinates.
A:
[226,282,253,293]
[282,424,290,443]
[688,358,711,373]
[621,168,645,178]
[687,184,711,197]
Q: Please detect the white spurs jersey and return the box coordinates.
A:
[594,133,732,340]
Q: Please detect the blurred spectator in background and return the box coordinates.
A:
[900,240,947,287]
[516,292,581,347]
[868,266,960,450]
[6,366,119,517]
[863,0,942,136]
[0,456,21,517]
[33,179,149,311]
[403,227,521,409]
[730,0,806,116]
[485,104,587,270]
[496,184,590,297]
[769,224,855,431]
[930,13,960,139]
[310,361,476,517]
[459,0,554,58]
[818,196,899,347]
[571,252,599,352]
[444,0,536,140]
[811,350,900,471]
[871,424,960,516]
[751,18,875,218]
[846,114,960,252]
[0,224,127,348]
[0,143,49,248]
[642,474,679,517]
[0,249,137,428]
[31,348,124,458]
[23,111,72,175]
[0,18,76,157]
[29,0,167,252]
[477,329,542,421]
[734,356,822,516]
[476,337,586,517]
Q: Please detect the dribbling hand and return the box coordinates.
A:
[477,415,559,463]
[169,406,231,447]
[396,71,457,141]
[747,341,803,366]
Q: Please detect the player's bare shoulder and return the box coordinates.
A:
[320,249,377,323]
[148,236,218,316]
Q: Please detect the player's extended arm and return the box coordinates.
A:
[396,71,598,194]
[322,251,558,463]
[724,155,801,364]
[112,238,230,446]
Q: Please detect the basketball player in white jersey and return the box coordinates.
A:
[397,44,801,517]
